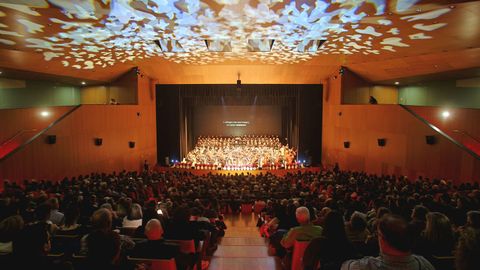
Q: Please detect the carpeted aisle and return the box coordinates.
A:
[208,213,282,270]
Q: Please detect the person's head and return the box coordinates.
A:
[323,210,348,241]
[0,215,24,242]
[377,214,413,255]
[172,206,191,223]
[295,206,311,225]
[35,203,52,222]
[91,208,112,232]
[424,212,453,244]
[350,211,367,232]
[376,207,391,219]
[411,205,429,222]
[13,223,51,257]
[144,219,164,240]
[87,230,121,266]
[63,205,80,227]
[47,198,60,210]
[127,203,143,220]
[455,228,480,270]
[466,211,480,229]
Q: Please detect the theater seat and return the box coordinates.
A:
[166,239,196,254]
[241,203,253,213]
[127,256,177,270]
[431,255,455,270]
[291,240,310,270]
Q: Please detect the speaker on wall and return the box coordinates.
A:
[129,141,135,148]
[343,141,350,149]
[46,135,56,144]
[426,135,436,145]
[94,138,103,146]
[377,138,386,147]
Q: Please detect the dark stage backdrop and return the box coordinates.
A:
[156,84,322,166]
[192,105,282,138]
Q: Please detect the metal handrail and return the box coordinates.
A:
[1,129,38,146]
[0,105,82,162]
[399,104,480,160]
[452,129,480,144]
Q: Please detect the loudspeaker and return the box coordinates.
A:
[378,138,386,147]
[94,138,103,146]
[46,135,56,144]
[343,141,350,148]
[426,135,436,145]
[129,141,135,148]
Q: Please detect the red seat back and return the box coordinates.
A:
[167,239,196,254]
[291,240,310,270]
[127,256,177,270]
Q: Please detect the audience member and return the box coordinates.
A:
[341,214,434,270]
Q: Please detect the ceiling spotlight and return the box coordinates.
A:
[81,81,86,85]
[395,81,399,85]
[442,111,450,119]
[40,111,50,117]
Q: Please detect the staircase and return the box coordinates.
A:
[0,105,81,162]
[400,105,480,159]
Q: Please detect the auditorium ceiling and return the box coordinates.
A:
[0,0,479,84]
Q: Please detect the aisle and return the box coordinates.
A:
[209,213,282,270]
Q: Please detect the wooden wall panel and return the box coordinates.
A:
[0,106,73,143]
[0,75,157,184]
[322,74,480,184]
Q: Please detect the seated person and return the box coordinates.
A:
[130,219,179,259]
[342,214,434,270]
[280,207,323,249]
[85,230,121,270]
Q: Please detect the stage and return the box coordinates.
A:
[156,166,321,177]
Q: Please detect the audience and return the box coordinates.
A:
[0,168,479,270]
[342,214,434,270]
[304,210,355,270]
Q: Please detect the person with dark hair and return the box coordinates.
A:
[0,215,24,254]
[345,211,370,242]
[86,230,121,270]
[58,205,85,235]
[415,212,455,258]
[11,223,53,270]
[304,210,355,270]
[409,205,429,247]
[455,228,480,270]
[465,211,480,230]
[342,214,434,270]
[164,206,204,242]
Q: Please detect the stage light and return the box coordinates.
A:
[40,111,50,117]
[395,81,399,85]
[442,110,450,119]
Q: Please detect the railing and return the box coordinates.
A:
[1,129,38,147]
[0,105,82,162]
[399,104,480,160]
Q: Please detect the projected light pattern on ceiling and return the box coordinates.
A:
[0,0,451,67]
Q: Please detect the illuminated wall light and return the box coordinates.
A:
[442,110,450,118]
[81,81,86,85]
[40,111,50,117]
[395,81,399,85]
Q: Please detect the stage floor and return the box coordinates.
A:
[156,166,320,176]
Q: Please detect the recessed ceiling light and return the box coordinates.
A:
[40,111,50,117]
[442,111,450,118]
[395,81,399,85]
